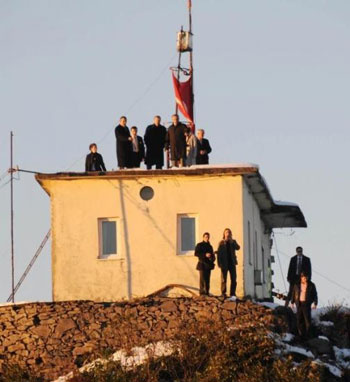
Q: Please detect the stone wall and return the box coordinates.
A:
[0,297,282,381]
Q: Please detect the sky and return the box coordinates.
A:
[0,0,349,306]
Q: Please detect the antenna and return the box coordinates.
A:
[10,131,15,303]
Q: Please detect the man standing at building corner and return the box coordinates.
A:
[217,228,240,299]
[285,246,312,306]
[144,115,167,170]
[166,114,187,168]
[196,129,212,165]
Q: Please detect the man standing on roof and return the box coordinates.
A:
[144,116,167,170]
[115,116,132,169]
[85,143,106,172]
[130,126,145,168]
[285,246,312,306]
[165,114,187,168]
[196,129,212,165]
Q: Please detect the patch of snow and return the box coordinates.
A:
[318,336,329,341]
[313,360,343,378]
[257,301,280,309]
[334,346,350,369]
[318,321,334,327]
[274,200,299,207]
[284,344,314,359]
[227,296,237,302]
[282,333,294,343]
[52,341,173,382]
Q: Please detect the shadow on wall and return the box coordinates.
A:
[118,179,132,299]
[107,178,198,285]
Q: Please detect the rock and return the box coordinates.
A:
[7,342,25,353]
[222,301,237,311]
[160,301,178,312]
[306,338,333,357]
[31,324,51,338]
[55,318,76,337]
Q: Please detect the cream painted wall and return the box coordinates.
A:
[42,174,245,301]
[242,180,272,299]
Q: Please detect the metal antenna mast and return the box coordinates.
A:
[10,131,15,303]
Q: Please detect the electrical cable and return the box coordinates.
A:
[64,52,178,172]
[272,233,287,293]
[275,247,350,294]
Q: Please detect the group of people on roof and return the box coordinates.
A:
[85,114,212,172]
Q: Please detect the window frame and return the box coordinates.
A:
[177,214,198,256]
[98,217,120,260]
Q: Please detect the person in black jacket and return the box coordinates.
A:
[195,232,215,296]
[144,116,167,170]
[196,129,212,165]
[115,116,132,169]
[291,272,318,338]
[85,143,106,172]
[130,126,145,168]
[217,228,240,298]
[286,246,312,306]
[165,114,187,167]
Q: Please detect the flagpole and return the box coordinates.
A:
[10,131,15,303]
[188,0,195,130]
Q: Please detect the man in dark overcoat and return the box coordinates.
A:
[286,246,312,306]
[115,116,132,169]
[165,114,187,167]
[130,126,145,168]
[196,129,212,164]
[217,228,240,298]
[144,115,167,169]
[195,232,215,295]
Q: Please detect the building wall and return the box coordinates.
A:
[42,174,246,301]
[242,180,272,299]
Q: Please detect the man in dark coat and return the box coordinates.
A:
[286,246,312,305]
[85,143,106,172]
[165,114,187,167]
[291,272,318,338]
[144,115,167,170]
[196,129,212,165]
[195,232,215,295]
[217,228,240,298]
[115,116,132,169]
[130,126,145,168]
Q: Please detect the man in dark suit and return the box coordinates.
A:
[85,143,106,172]
[144,115,167,170]
[130,126,145,168]
[196,129,212,164]
[165,114,187,168]
[286,246,312,306]
[115,116,132,169]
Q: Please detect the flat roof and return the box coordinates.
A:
[35,164,307,229]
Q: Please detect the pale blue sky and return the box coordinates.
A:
[1,1,349,305]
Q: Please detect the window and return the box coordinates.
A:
[98,218,118,258]
[178,214,197,254]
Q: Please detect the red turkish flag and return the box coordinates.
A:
[172,71,194,129]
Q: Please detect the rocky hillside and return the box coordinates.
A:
[0,297,349,382]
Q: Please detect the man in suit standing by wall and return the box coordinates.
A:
[286,246,312,306]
